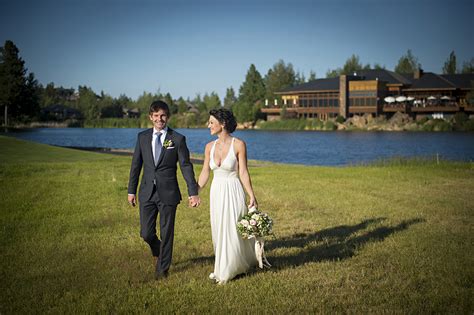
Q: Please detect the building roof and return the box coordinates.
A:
[276,77,339,94]
[405,72,457,90]
[441,73,474,89]
[278,69,413,94]
[276,69,474,94]
[355,69,413,85]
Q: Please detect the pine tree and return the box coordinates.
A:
[164,92,178,115]
[239,64,265,104]
[203,92,221,111]
[341,54,365,75]
[0,40,39,123]
[264,60,295,100]
[235,64,265,123]
[177,97,188,114]
[461,58,474,74]
[223,87,237,109]
[442,51,457,74]
[395,49,421,74]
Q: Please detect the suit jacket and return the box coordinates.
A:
[127,128,199,205]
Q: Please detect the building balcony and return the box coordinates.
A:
[262,106,339,114]
[350,106,378,114]
[383,104,407,112]
[410,104,460,112]
[261,107,298,114]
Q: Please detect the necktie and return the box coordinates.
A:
[154,132,162,165]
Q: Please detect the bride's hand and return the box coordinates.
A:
[248,197,258,209]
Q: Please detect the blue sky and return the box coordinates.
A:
[1,0,473,101]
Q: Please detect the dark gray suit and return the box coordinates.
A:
[128,127,198,275]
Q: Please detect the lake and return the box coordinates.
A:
[2,128,474,166]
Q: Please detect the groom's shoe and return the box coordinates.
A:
[154,270,169,280]
[154,257,169,280]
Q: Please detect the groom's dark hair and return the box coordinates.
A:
[209,108,237,133]
[149,100,170,116]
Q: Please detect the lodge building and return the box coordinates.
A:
[262,69,474,120]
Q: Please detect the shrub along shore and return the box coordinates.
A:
[0,135,472,313]
[8,111,474,131]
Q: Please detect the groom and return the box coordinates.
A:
[128,100,200,280]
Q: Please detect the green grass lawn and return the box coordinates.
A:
[0,135,472,313]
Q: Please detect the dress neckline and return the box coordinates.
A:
[212,137,234,168]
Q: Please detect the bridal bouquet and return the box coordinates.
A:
[237,206,273,268]
[237,206,273,239]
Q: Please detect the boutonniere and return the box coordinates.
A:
[163,139,174,149]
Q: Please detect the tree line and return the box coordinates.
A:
[1,39,473,127]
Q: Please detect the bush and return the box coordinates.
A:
[452,112,470,131]
[416,117,430,125]
[453,112,469,125]
[309,119,325,130]
[434,121,452,131]
[324,120,336,130]
[83,118,146,128]
[422,119,452,131]
[336,115,345,124]
[460,119,474,131]
[258,119,306,130]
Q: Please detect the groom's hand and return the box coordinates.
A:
[188,195,200,207]
[128,194,136,207]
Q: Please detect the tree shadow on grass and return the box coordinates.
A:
[266,217,425,269]
[172,255,214,272]
[171,217,425,277]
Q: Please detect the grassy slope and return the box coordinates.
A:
[0,135,472,313]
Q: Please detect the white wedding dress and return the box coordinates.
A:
[209,137,257,283]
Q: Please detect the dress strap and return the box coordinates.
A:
[210,140,217,162]
[230,137,236,156]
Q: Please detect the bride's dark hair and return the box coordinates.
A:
[209,108,237,133]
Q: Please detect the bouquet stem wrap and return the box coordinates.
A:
[255,237,271,268]
[237,206,273,269]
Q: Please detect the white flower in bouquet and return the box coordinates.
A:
[236,207,273,239]
[236,206,273,269]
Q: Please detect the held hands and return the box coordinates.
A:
[188,195,201,208]
[129,194,200,208]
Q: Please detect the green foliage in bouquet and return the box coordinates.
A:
[237,207,273,239]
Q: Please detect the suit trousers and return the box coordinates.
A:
[139,185,177,274]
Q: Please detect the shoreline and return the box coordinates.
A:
[3,112,474,132]
[58,145,472,167]
[56,146,278,167]
[59,146,204,165]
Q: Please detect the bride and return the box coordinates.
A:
[197,108,258,284]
